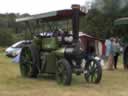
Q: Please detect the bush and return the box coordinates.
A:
[0,28,15,47]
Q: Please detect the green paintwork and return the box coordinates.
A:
[33,37,42,48]
[32,36,65,73]
[53,48,65,57]
[43,52,57,73]
[42,37,59,50]
[40,48,65,73]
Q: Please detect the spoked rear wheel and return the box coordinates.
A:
[56,59,72,85]
[84,59,102,84]
[20,45,39,78]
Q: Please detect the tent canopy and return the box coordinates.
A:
[114,17,128,26]
[16,9,85,22]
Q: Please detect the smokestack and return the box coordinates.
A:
[71,4,80,42]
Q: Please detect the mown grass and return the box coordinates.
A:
[0,52,128,96]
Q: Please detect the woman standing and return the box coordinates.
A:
[105,38,114,70]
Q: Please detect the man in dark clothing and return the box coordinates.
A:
[113,38,120,69]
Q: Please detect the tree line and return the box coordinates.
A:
[0,13,29,46]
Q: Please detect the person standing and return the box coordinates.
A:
[105,38,114,70]
[113,38,120,69]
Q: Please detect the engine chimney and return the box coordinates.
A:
[72,4,80,43]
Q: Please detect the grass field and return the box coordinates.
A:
[0,52,128,96]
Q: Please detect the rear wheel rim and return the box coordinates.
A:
[85,60,99,83]
[20,47,33,77]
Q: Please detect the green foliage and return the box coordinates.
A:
[0,29,14,46]
[80,0,128,39]
[0,13,26,47]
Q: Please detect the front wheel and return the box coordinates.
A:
[84,58,102,84]
[56,59,72,85]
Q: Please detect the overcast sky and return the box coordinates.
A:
[0,0,92,14]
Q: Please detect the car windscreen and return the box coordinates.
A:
[11,41,24,48]
[11,41,31,48]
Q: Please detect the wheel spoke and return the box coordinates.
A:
[88,74,92,82]
[91,74,94,82]
[91,71,97,82]
[62,69,67,82]
[59,64,65,83]
[91,62,98,82]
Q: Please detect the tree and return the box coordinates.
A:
[80,0,128,38]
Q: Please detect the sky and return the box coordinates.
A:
[0,0,92,14]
